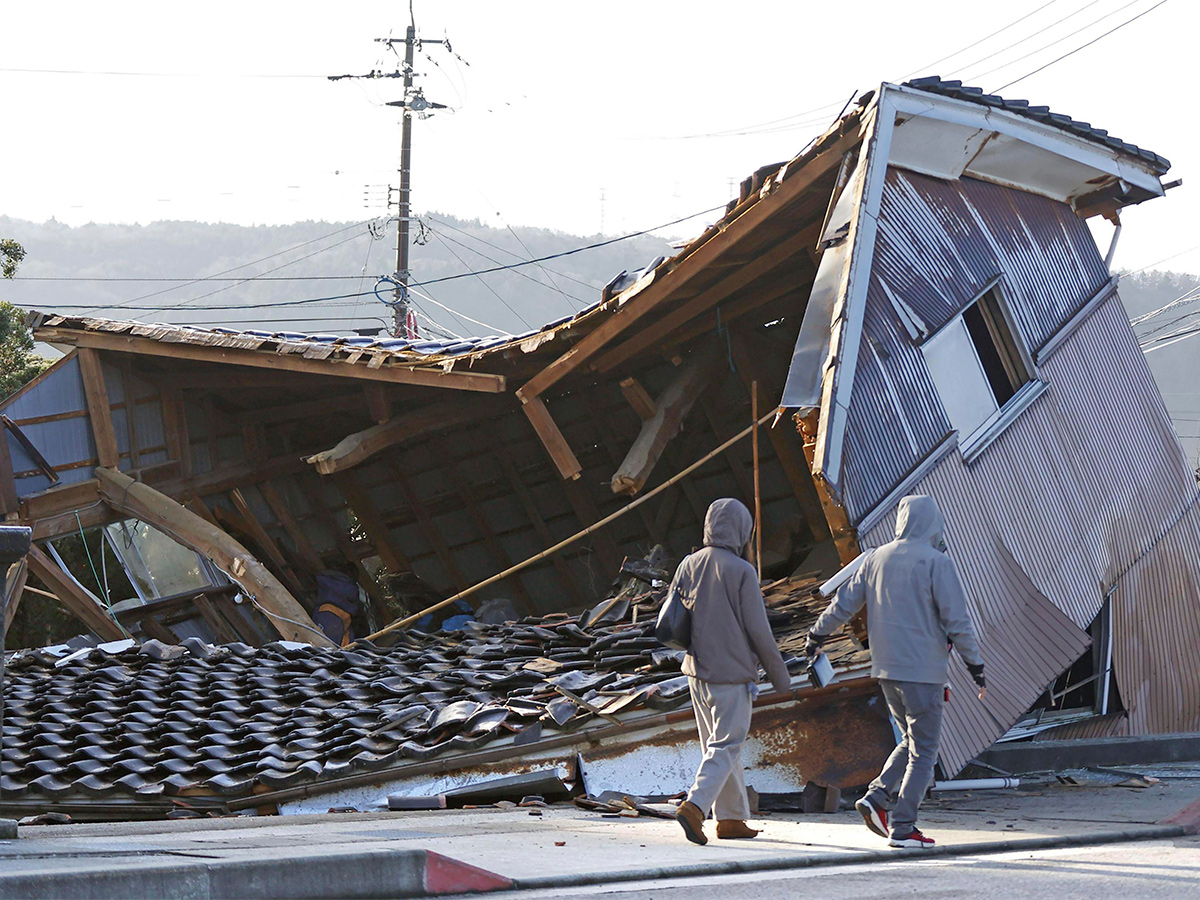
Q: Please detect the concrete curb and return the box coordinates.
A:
[508,825,1190,893]
[0,847,512,900]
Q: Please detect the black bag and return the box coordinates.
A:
[655,584,692,651]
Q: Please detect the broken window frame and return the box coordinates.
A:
[920,277,1046,461]
[101,518,224,603]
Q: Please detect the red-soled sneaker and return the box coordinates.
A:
[855,796,888,838]
[889,828,935,848]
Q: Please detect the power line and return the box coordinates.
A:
[0,67,324,78]
[965,0,1140,84]
[409,205,725,289]
[945,0,1107,80]
[897,0,1066,80]
[427,229,533,330]
[993,0,1172,92]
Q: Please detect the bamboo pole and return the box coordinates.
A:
[752,380,762,583]
[361,409,778,644]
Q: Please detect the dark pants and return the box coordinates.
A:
[866,679,945,838]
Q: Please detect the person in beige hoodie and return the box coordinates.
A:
[670,498,791,846]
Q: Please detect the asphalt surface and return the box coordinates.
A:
[460,837,1200,899]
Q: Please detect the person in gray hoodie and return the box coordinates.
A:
[806,495,985,849]
[672,498,791,846]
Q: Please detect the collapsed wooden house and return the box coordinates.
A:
[1,77,1195,817]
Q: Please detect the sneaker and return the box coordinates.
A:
[855,796,888,838]
[889,828,935,849]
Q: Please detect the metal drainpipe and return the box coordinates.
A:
[0,525,31,840]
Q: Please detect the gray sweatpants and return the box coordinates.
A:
[685,677,752,821]
[866,680,945,838]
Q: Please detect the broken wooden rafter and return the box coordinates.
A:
[257,481,324,576]
[513,126,863,403]
[2,415,60,486]
[520,396,582,481]
[618,377,657,422]
[94,466,333,647]
[610,351,718,496]
[77,347,120,470]
[305,397,495,476]
[25,543,127,642]
[39,330,508,393]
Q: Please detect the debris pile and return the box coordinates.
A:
[0,572,862,817]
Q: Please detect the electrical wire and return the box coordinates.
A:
[896,0,1065,80]
[427,230,533,330]
[945,0,1107,80]
[993,0,1172,92]
[965,0,1140,85]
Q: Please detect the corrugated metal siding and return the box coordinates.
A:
[1,355,96,493]
[841,167,1114,520]
[860,453,1092,776]
[859,292,1200,761]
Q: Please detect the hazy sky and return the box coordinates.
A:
[1,0,1194,274]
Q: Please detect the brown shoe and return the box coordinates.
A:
[716,820,760,839]
[676,800,708,845]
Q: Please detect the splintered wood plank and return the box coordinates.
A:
[229,488,308,598]
[519,396,582,481]
[591,419,666,546]
[94,466,332,646]
[77,348,120,469]
[497,451,587,608]
[258,481,324,575]
[25,543,126,641]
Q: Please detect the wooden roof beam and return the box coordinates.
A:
[305,397,496,476]
[94,466,333,646]
[610,350,718,497]
[77,347,119,470]
[39,330,508,394]
[513,128,861,403]
[592,223,821,375]
[520,396,582,481]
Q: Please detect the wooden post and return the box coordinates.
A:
[77,348,120,469]
[94,467,333,647]
[331,472,411,576]
[752,380,762,582]
[25,543,126,641]
[519,396,582,481]
[4,559,27,631]
[228,488,308,598]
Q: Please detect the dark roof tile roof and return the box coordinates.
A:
[905,76,1171,174]
[0,576,867,814]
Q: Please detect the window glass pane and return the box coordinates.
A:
[104,519,214,599]
[923,317,998,437]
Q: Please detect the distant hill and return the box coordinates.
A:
[1119,269,1200,469]
[0,215,678,339]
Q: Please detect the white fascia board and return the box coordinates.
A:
[885,84,1165,198]
[815,89,895,486]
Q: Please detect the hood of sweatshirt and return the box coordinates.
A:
[702,497,754,554]
[894,495,945,550]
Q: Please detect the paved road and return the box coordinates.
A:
[460,837,1200,899]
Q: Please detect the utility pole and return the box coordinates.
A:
[393,25,417,339]
[330,5,452,338]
